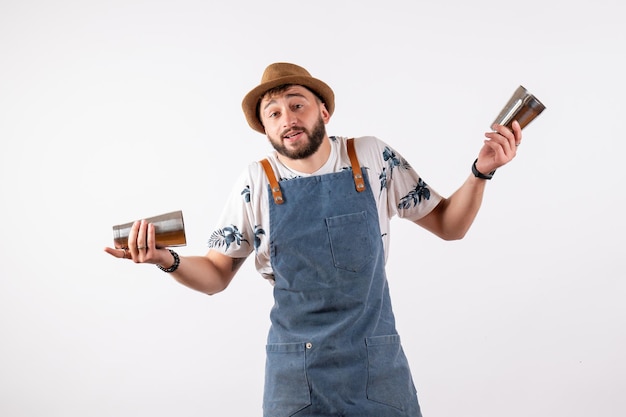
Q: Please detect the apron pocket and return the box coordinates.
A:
[325,211,372,272]
[264,342,311,417]
[365,334,417,411]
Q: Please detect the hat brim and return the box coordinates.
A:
[242,75,335,134]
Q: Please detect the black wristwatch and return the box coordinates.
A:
[471,159,496,180]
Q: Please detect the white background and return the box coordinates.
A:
[1,1,624,416]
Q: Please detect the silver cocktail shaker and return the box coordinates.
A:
[493,85,545,130]
[112,210,186,249]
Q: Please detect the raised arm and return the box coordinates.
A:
[415,121,522,240]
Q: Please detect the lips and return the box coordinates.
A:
[282,130,303,141]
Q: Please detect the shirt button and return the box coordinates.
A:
[305,342,313,349]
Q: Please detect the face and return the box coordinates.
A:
[259,85,330,160]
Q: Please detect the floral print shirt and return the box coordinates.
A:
[208,136,442,282]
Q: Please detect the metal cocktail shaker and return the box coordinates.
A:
[112,210,186,249]
[493,85,546,130]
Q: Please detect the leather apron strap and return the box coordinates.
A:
[259,138,366,204]
[346,138,366,192]
[260,159,284,204]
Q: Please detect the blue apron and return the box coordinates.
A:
[260,139,422,417]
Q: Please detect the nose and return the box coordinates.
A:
[283,109,298,127]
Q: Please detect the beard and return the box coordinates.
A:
[267,115,326,160]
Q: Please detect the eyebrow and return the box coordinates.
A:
[262,92,308,111]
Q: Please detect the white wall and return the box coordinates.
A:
[1,1,624,416]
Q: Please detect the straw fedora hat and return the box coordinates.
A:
[242,63,335,134]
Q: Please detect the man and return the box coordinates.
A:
[105,62,522,416]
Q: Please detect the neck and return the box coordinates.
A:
[277,136,331,174]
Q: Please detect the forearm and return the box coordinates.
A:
[419,121,522,240]
[416,174,487,240]
[159,250,240,296]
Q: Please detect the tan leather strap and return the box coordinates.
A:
[260,139,364,204]
[260,158,284,204]
[347,138,366,192]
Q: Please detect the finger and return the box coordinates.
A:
[104,247,129,259]
[147,223,156,249]
[484,130,510,152]
[493,123,515,142]
[137,220,148,248]
[128,220,141,257]
[136,220,149,257]
[512,120,523,146]
[490,124,517,154]
[482,139,507,161]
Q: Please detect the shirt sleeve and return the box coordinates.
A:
[207,166,256,259]
[367,136,443,222]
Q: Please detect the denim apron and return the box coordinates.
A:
[260,139,422,417]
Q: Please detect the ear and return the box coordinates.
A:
[320,103,331,124]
